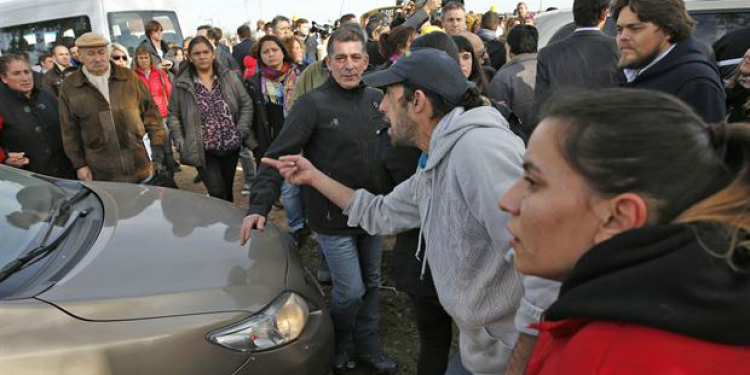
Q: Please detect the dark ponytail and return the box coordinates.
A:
[540,88,749,269]
[677,121,750,269]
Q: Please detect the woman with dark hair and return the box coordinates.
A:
[282,36,307,69]
[499,89,750,375]
[0,54,75,178]
[168,36,255,201]
[451,34,490,96]
[375,26,417,70]
[245,34,308,240]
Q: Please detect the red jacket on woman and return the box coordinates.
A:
[136,68,172,119]
[526,319,750,375]
[525,223,750,375]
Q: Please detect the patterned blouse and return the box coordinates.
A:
[194,75,241,152]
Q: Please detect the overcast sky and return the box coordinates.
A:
[177,0,574,33]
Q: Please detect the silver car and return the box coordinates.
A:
[536,0,750,48]
[0,165,334,375]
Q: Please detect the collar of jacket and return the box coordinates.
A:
[545,222,750,345]
[5,86,42,102]
[324,75,365,97]
[66,63,129,88]
[174,61,231,90]
[509,53,537,65]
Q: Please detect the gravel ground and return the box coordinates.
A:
[174,165,424,375]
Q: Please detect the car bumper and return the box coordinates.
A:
[232,309,334,375]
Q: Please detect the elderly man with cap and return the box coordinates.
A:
[59,32,166,183]
[261,48,560,375]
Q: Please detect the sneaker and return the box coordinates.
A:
[291,226,311,247]
[356,351,398,375]
[241,183,251,195]
[332,351,356,375]
[316,266,332,285]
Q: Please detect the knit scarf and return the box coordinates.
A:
[261,62,291,106]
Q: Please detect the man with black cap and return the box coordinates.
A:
[59,32,166,183]
[260,48,560,375]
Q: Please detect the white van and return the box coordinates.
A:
[0,0,184,62]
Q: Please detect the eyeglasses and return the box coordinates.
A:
[111,55,126,61]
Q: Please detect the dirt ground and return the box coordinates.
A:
[174,165,425,375]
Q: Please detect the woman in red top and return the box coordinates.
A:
[134,45,172,119]
[133,45,178,176]
[499,89,750,375]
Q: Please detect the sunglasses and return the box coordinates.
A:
[111,55,126,61]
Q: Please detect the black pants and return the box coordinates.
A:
[408,292,453,375]
[197,149,239,202]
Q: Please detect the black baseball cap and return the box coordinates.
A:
[363,48,470,104]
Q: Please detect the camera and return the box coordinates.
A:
[310,22,333,38]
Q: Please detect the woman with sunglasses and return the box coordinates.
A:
[109,43,130,68]
[499,89,750,375]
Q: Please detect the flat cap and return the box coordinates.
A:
[75,33,110,48]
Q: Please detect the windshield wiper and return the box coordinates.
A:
[0,188,92,284]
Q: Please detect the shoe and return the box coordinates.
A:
[193,174,202,184]
[241,183,251,195]
[291,226,311,247]
[332,351,356,375]
[316,266,332,285]
[356,351,398,375]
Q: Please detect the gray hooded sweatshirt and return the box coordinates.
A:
[344,106,560,375]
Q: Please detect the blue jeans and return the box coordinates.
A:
[316,233,383,356]
[445,352,474,375]
[281,181,305,232]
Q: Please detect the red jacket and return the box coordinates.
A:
[525,319,750,375]
[136,68,172,119]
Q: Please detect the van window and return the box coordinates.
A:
[108,11,183,57]
[0,16,91,63]
[692,11,750,43]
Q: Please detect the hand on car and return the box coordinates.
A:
[240,214,266,246]
[4,152,29,168]
[77,166,93,181]
[261,155,319,186]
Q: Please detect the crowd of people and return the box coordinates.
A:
[1,0,749,374]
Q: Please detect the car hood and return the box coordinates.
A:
[37,182,290,321]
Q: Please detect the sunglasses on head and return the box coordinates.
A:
[111,55,126,61]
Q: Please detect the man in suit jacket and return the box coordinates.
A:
[233,24,254,73]
[535,0,618,106]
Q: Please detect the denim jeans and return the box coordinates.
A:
[445,352,474,375]
[281,181,305,232]
[315,233,383,356]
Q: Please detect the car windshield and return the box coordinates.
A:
[0,169,66,269]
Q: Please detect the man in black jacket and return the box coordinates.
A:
[240,26,397,375]
[535,0,618,106]
[233,24,254,73]
[41,45,77,96]
[613,0,725,123]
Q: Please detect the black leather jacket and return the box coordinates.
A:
[248,77,391,235]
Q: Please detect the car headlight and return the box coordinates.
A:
[206,292,309,353]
